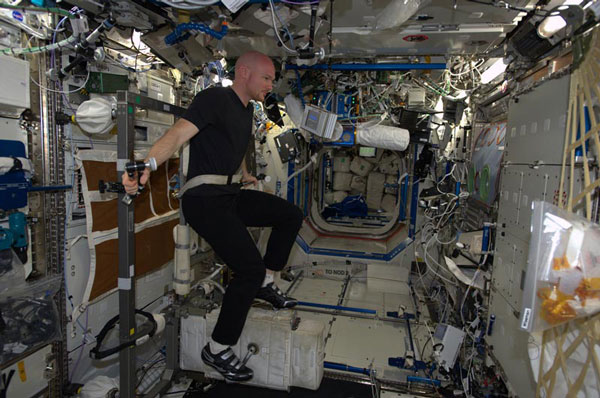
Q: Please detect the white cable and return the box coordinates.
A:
[269,0,298,54]
[437,163,457,195]
[447,58,484,77]
[30,70,90,94]
[200,278,225,294]
[286,154,317,181]
[166,158,174,211]
[147,178,158,217]
[459,254,487,326]
[0,35,77,56]
[435,232,457,246]
[423,236,457,286]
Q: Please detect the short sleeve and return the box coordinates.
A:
[181,89,219,131]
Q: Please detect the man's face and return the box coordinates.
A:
[246,60,275,102]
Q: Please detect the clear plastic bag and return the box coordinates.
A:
[0,275,62,364]
[520,201,600,332]
[0,251,26,295]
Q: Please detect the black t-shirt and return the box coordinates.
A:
[182,87,254,196]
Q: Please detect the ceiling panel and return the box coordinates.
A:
[221,0,532,58]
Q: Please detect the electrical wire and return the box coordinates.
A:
[69,309,89,382]
[460,254,487,327]
[0,3,75,17]
[423,236,458,286]
[0,34,77,55]
[269,0,299,54]
[30,70,90,94]
[136,356,166,391]
[464,0,549,17]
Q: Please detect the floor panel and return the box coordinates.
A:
[181,273,433,395]
[285,275,433,383]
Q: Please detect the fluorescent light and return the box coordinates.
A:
[221,78,233,87]
[562,0,583,5]
[480,58,507,84]
[537,13,567,38]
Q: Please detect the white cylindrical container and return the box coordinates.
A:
[356,124,410,152]
[173,224,191,295]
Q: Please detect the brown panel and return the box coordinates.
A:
[148,159,180,215]
[83,158,180,232]
[90,218,178,300]
[89,192,153,232]
[83,160,117,191]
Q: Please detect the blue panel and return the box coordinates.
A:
[482,224,490,252]
[399,175,409,221]
[324,361,372,376]
[295,234,413,261]
[320,154,329,210]
[287,161,295,204]
[297,301,377,314]
[286,63,447,71]
[296,173,300,207]
[312,91,333,111]
[409,146,420,238]
[335,93,356,119]
[407,375,441,386]
[575,106,591,156]
[303,172,309,217]
[0,140,28,210]
[0,140,26,159]
[323,126,355,148]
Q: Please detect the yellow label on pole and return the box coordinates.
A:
[130,328,135,336]
[17,361,26,382]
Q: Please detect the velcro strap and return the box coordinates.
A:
[221,349,234,361]
[177,174,242,198]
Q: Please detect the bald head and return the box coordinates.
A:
[231,51,275,105]
[235,51,273,75]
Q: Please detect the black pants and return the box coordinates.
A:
[182,189,303,345]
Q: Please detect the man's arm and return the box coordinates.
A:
[122,118,199,194]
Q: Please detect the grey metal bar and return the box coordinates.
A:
[119,91,187,117]
[284,270,303,296]
[117,91,137,398]
[143,379,171,398]
[116,91,186,398]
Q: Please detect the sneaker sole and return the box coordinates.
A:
[254,297,298,309]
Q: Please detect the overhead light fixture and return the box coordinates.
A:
[510,3,585,60]
[536,4,584,40]
[537,13,568,38]
[480,58,507,84]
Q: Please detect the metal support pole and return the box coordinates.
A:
[409,145,420,238]
[143,312,178,398]
[117,91,137,398]
[285,63,447,71]
[115,91,186,398]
